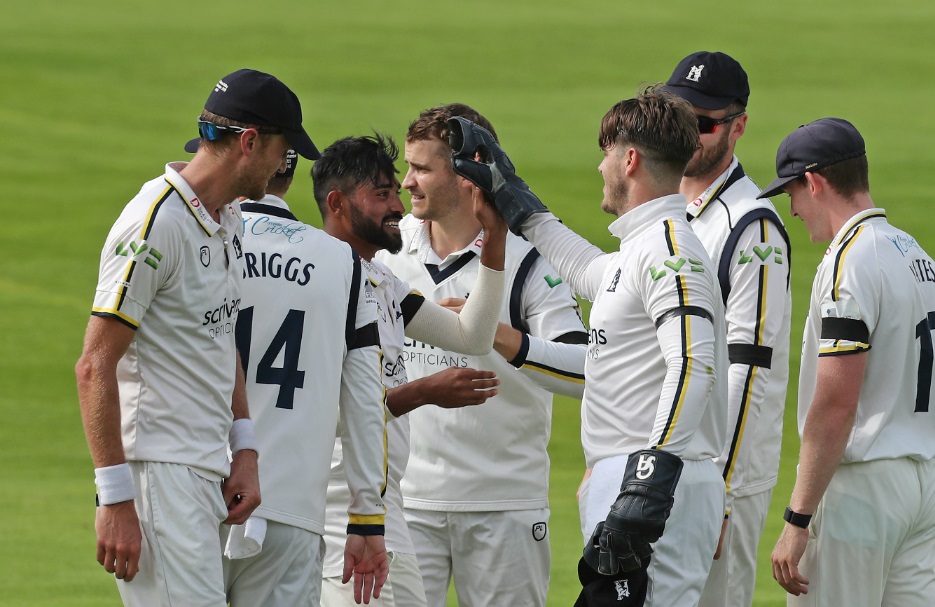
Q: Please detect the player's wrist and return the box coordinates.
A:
[95,462,136,506]
[783,506,812,529]
[229,418,259,455]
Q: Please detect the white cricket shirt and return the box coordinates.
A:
[687,157,792,499]
[799,208,935,462]
[238,196,386,535]
[523,195,728,465]
[322,257,415,575]
[92,163,244,480]
[380,215,588,511]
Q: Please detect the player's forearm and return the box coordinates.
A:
[522,212,605,299]
[650,315,718,454]
[231,353,250,420]
[340,345,388,520]
[503,331,587,398]
[76,356,127,468]
[788,386,859,514]
[406,265,504,355]
[385,381,430,417]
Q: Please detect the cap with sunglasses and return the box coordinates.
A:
[183,69,320,160]
[665,51,749,111]
[757,117,866,199]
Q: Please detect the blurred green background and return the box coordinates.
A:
[2,0,934,605]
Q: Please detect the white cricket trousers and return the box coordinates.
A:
[586,455,724,607]
[116,461,227,607]
[697,488,773,607]
[789,457,935,607]
[223,521,322,606]
[405,508,551,607]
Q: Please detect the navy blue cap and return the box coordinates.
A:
[664,51,749,110]
[184,69,319,160]
[275,150,298,179]
[757,118,866,199]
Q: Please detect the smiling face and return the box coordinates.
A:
[401,138,463,222]
[346,173,405,255]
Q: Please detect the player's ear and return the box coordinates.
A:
[803,171,823,197]
[326,189,346,216]
[623,146,639,176]
[731,113,747,139]
[238,129,261,157]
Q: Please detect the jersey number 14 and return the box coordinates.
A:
[236,306,306,410]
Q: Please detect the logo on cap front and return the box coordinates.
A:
[615,579,631,599]
[215,79,229,93]
[686,65,705,82]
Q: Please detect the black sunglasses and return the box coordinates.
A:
[197,120,282,141]
[696,112,745,135]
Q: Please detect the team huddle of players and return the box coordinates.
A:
[76,51,935,607]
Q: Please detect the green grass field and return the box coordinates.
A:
[2,0,935,605]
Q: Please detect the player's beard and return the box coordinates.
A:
[601,173,630,216]
[234,162,273,202]
[684,129,731,179]
[349,202,403,255]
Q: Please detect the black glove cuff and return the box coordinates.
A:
[621,449,683,494]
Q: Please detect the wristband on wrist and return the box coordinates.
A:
[94,463,136,506]
[783,506,812,529]
[229,418,258,454]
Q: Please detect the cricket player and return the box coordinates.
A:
[219,149,389,606]
[763,118,935,606]
[75,68,315,606]
[663,51,793,607]
[314,133,508,607]
[450,87,728,606]
[379,103,588,607]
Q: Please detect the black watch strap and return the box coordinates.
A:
[783,506,812,529]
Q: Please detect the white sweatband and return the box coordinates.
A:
[229,418,259,454]
[94,463,136,506]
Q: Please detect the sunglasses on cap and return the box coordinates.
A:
[197,120,282,141]
[696,112,745,135]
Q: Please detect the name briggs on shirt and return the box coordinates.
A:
[243,252,315,286]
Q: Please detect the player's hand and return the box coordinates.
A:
[95,500,142,582]
[222,449,261,524]
[421,366,500,407]
[448,116,547,234]
[471,185,508,236]
[342,534,389,605]
[592,449,683,574]
[713,516,728,560]
[771,523,810,595]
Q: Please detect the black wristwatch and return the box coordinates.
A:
[783,506,812,529]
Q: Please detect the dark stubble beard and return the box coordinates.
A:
[349,200,403,254]
[684,129,731,179]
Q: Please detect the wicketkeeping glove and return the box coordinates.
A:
[447,116,548,234]
[586,449,683,575]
